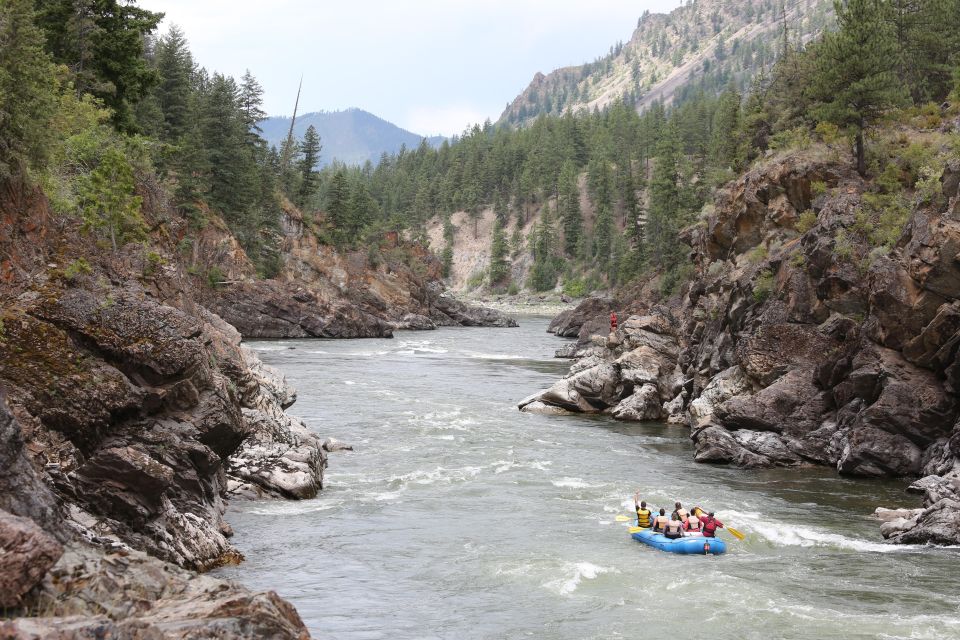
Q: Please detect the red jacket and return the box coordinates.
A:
[701,515,724,537]
[610,311,618,331]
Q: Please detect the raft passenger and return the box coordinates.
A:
[663,517,683,540]
[683,510,702,533]
[634,492,653,529]
[672,501,689,522]
[700,512,724,538]
[651,508,669,533]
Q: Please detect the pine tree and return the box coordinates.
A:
[488,219,510,287]
[297,125,321,207]
[326,169,351,245]
[558,160,582,257]
[238,69,266,135]
[36,0,163,131]
[154,25,193,142]
[810,0,906,176]
[78,147,146,250]
[0,0,58,178]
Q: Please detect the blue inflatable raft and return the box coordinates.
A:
[631,529,727,555]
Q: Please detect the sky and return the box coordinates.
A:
[138,1,684,137]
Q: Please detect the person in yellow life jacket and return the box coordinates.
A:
[651,508,669,533]
[663,517,684,540]
[633,492,653,529]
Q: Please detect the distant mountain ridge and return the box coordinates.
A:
[259,108,446,168]
[500,0,835,126]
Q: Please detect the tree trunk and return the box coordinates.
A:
[855,118,866,177]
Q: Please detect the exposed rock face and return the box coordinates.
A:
[1,544,309,639]
[202,208,516,338]
[519,312,682,420]
[227,348,326,500]
[0,510,63,608]
[0,183,330,633]
[527,143,960,545]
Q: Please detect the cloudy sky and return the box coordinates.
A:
[139,1,683,136]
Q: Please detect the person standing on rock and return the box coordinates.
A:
[610,311,618,333]
[634,492,653,528]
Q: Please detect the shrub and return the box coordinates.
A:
[769,126,812,152]
[834,230,854,261]
[753,269,775,303]
[796,210,818,233]
[207,266,226,288]
[562,278,587,298]
[63,258,92,279]
[746,244,768,264]
[814,121,842,145]
[507,282,520,295]
[811,181,827,198]
[789,251,806,268]
[142,251,165,278]
[659,262,695,297]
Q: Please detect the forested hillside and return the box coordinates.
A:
[259,109,446,168]
[500,0,836,126]
[301,0,958,300]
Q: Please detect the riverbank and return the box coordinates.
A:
[457,291,579,317]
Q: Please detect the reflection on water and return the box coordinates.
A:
[216,318,959,640]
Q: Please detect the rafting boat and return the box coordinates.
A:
[631,529,727,555]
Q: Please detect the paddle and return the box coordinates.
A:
[615,515,632,522]
[727,527,746,540]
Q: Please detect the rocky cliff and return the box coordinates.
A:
[0,181,327,634]
[192,203,515,338]
[521,119,960,545]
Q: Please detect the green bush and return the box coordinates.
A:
[789,251,806,268]
[753,269,775,303]
[507,282,520,295]
[796,210,818,233]
[659,262,695,297]
[562,278,587,298]
[814,121,842,145]
[207,266,226,288]
[746,244,768,264]
[811,181,827,198]
[834,230,854,261]
[63,258,92,279]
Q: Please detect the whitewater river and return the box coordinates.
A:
[217,317,960,640]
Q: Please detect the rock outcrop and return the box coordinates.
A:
[526,133,960,545]
[202,207,516,338]
[0,184,322,633]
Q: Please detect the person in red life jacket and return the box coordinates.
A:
[700,511,724,537]
[610,311,618,332]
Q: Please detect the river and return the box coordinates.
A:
[216,317,960,640]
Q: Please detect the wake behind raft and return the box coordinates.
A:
[630,529,727,555]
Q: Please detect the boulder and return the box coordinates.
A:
[0,510,63,607]
[611,384,662,421]
[430,293,518,328]
[548,297,614,337]
[519,401,575,416]
[837,425,923,477]
[688,366,752,424]
[1,544,310,639]
[322,438,354,452]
